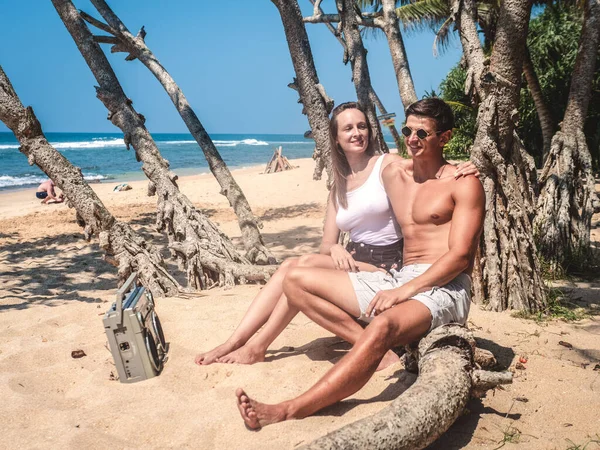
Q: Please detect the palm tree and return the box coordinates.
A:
[0,65,181,297]
[83,0,277,266]
[534,0,600,269]
[392,0,556,159]
[453,0,547,312]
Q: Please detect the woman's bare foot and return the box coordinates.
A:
[236,388,287,430]
[195,341,239,365]
[376,349,401,371]
[217,344,266,365]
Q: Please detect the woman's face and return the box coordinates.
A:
[335,108,369,156]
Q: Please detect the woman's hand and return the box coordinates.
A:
[330,244,360,272]
[454,161,480,178]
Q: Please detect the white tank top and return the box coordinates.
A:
[335,155,402,245]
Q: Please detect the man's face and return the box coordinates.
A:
[403,115,448,159]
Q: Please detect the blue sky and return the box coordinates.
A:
[0,0,462,135]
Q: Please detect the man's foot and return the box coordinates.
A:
[195,341,238,365]
[217,344,266,365]
[376,349,401,371]
[236,388,287,430]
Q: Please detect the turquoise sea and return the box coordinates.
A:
[0,132,398,191]
[0,132,319,190]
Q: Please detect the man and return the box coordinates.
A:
[36,179,64,204]
[235,98,485,429]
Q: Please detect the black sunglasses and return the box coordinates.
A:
[401,126,443,140]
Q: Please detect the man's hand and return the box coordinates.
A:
[329,244,359,272]
[366,285,413,316]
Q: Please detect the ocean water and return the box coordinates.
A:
[0,132,319,190]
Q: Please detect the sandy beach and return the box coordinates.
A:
[1,157,599,449]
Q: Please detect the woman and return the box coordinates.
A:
[195,102,476,367]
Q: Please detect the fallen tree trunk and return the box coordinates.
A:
[0,65,180,297]
[83,0,277,265]
[303,325,512,450]
[52,0,277,289]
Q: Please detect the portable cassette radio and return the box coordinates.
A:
[103,272,168,383]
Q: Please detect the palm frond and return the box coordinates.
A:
[445,100,474,113]
[395,0,450,33]
[432,16,453,57]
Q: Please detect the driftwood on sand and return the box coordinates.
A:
[264,147,296,174]
[303,324,512,450]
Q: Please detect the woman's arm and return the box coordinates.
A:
[320,192,341,255]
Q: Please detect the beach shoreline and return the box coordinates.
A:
[1,157,599,449]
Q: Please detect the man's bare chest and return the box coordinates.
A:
[396,180,455,227]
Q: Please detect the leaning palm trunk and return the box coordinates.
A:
[0,65,180,297]
[522,48,555,162]
[379,0,418,108]
[83,0,276,266]
[534,0,600,269]
[271,0,334,183]
[303,325,512,449]
[455,0,546,312]
[52,0,277,289]
[337,0,389,153]
[306,0,404,151]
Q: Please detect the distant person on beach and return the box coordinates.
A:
[36,179,64,204]
[195,101,479,368]
[235,97,485,429]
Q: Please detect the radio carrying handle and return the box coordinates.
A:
[114,272,138,326]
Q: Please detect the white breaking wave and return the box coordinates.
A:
[50,138,126,149]
[160,140,198,145]
[213,139,269,147]
[0,144,20,150]
[0,175,47,188]
[0,173,108,188]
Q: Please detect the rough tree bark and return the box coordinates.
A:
[52,0,277,289]
[534,0,600,267]
[379,0,418,108]
[303,325,512,449]
[336,0,389,153]
[270,0,334,183]
[81,0,276,266]
[522,48,555,162]
[454,0,546,312]
[306,0,404,151]
[0,65,180,297]
[305,0,418,111]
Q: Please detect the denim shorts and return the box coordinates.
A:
[346,240,403,272]
[348,264,471,330]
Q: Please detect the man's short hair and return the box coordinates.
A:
[405,98,454,132]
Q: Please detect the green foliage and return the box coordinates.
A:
[435,3,600,168]
[511,286,589,322]
[437,65,477,158]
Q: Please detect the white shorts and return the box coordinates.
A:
[348,264,471,330]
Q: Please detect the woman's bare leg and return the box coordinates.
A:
[195,258,299,365]
[216,254,343,364]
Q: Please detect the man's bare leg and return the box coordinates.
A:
[283,267,400,370]
[236,300,432,429]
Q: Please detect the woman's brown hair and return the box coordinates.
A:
[329,102,375,209]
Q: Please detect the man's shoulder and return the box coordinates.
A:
[452,175,485,203]
[382,157,411,176]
